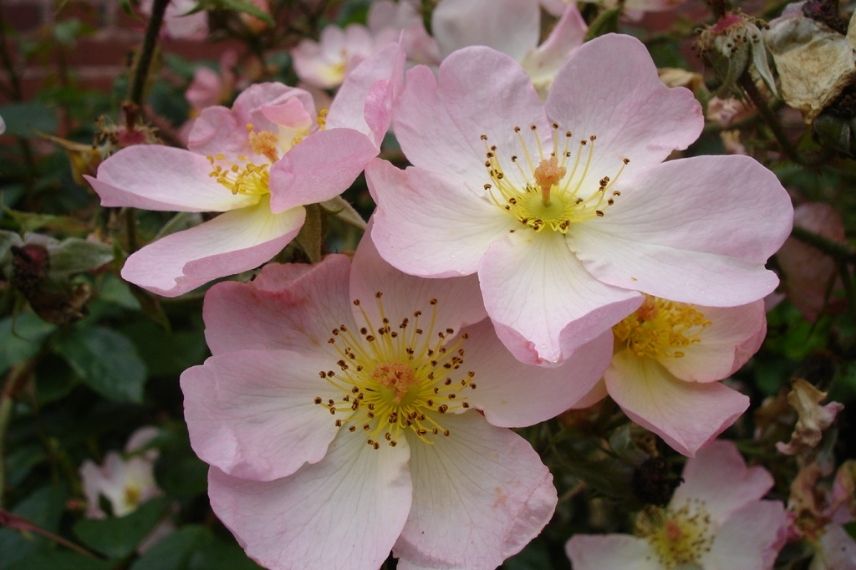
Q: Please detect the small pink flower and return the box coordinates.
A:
[80,427,161,518]
[567,440,789,569]
[580,296,766,456]
[368,0,440,64]
[86,46,403,297]
[367,34,792,366]
[185,51,238,113]
[140,0,208,40]
[180,230,613,569]
[292,24,377,89]
[433,0,587,94]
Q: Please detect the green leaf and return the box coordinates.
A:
[320,196,366,230]
[0,486,67,566]
[130,526,210,570]
[5,444,46,487]
[3,209,89,236]
[73,497,169,559]
[47,238,113,278]
[53,326,147,403]
[123,321,205,378]
[0,103,58,136]
[188,534,262,570]
[0,312,55,374]
[8,550,112,570]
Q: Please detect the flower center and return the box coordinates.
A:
[480,123,629,234]
[314,293,477,449]
[207,153,271,198]
[636,500,714,568]
[613,296,710,360]
[123,484,141,509]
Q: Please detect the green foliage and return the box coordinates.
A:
[73,498,169,558]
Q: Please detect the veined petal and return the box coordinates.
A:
[121,200,305,297]
[432,0,540,61]
[269,128,378,213]
[478,231,641,365]
[203,255,353,356]
[566,535,662,570]
[521,5,586,92]
[605,351,749,456]
[181,350,342,481]
[546,34,702,180]
[86,146,255,212]
[350,223,487,338]
[571,155,792,307]
[661,301,767,382]
[463,320,612,427]
[367,159,513,277]
[327,42,406,146]
[394,413,556,570]
[702,501,789,570]
[671,440,774,525]
[209,428,412,570]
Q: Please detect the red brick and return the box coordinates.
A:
[1,3,44,32]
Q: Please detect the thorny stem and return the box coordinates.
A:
[0,509,99,559]
[0,361,35,508]
[738,75,807,165]
[792,226,856,263]
[127,0,170,108]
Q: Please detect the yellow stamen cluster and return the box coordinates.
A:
[313,293,477,449]
[613,296,710,360]
[247,124,279,162]
[207,153,271,197]
[123,484,141,508]
[480,123,629,234]
[636,500,714,568]
[316,108,329,130]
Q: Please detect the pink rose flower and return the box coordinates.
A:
[86,45,403,297]
[567,440,789,569]
[180,231,613,569]
[292,24,377,90]
[578,296,766,456]
[80,427,161,518]
[367,34,792,366]
[433,0,587,94]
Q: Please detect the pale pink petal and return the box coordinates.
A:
[546,34,702,177]
[571,155,793,307]
[521,5,586,90]
[702,501,789,570]
[121,201,305,297]
[605,352,749,456]
[186,67,222,110]
[672,440,774,524]
[661,301,767,382]
[187,106,249,158]
[814,525,856,569]
[367,160,514,277]
[432,0,540,60]
[566,534,662,570]
[479,232,642,364]
[778,203,846,321]
[327,42,406,146]
[350,224,487,338]
[203,255,352,355]
[569,379,608,409]
[162,0,208,40]
[181,350,342,481]
[463,321,612,427]
[394,413,556,569]
[209,428,412,570]
[269,128,377,213]
[85,146,254,212]
[394,48,547,187]
[234,83,315,131]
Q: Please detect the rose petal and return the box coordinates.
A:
[121,200,305,297]
[432,0,540,61]
[394,413,556,569]
[182,349,341,481]
[566,534,661,570]
[209,428,412,570]
[605,351,749,456]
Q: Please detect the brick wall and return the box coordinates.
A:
[0,0,240,102]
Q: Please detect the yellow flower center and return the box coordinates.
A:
[636,500,715,568]
[208,154,271,197]
[314,293,476,449]
[123,484,141,509]
[613,296,710,360]
[480,124,630,234]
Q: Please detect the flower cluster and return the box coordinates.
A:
[84,2,806,568]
